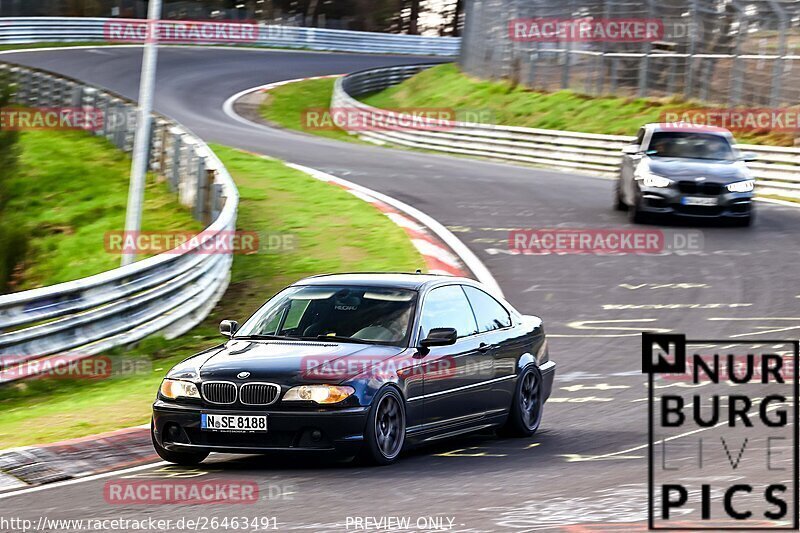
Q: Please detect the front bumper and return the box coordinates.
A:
[152,400,369,456]
[638,187,753,218]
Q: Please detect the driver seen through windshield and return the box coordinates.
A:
[235,286,418,345]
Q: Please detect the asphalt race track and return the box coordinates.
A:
[4,47,800,531]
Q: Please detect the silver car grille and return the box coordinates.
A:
[201,381,280,405]
[239,383,280,406]
[202,381,237,404]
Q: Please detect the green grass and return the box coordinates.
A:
[259,77,358,143]
[5,130,202,292]
[0,42,110,52]
[260,63,795,147]
[0,146,423,449]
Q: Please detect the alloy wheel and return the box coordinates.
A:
[520,372,541,429]
[374,394,404,459]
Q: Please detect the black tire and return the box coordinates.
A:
[614,180,628,211]
[732,213,753,227]
[151,420,209,466]
[628,195,647,224]
[359,387,406,466]
[499,365,543,438]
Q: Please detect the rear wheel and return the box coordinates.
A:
[151,420,209,466]
[499,365,543,437]
[359,388,406,465]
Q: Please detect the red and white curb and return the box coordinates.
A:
[0,424,155,495]
[288,163,472,279]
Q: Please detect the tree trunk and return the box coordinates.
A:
[452,0,464,37]
[408,0,420,35]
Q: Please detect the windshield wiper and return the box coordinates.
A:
[304,335,377,345]
[234,334,302,341]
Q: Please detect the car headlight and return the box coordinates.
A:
[638,171,673,188]
[160,379,200,400]
[727,180,755,193]
[283,385,355,404]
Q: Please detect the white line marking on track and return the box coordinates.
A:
[0,461,167,500]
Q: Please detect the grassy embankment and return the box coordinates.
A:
[260,63,794,147]
[0,143,422,448]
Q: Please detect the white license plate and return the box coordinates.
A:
[201,414,268,432]
[682,196,718,206]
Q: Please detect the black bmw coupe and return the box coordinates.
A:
[151,273,555,465]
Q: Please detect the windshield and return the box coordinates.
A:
[648,132,736,161]
[235,285,418,346]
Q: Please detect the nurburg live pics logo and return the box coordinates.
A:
[643,332,800,529]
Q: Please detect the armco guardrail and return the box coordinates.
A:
[0,17,460,56]
[0,61,239,383]
[332,64,800,201]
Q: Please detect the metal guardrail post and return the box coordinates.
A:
[193,157,209,223]
[170,133,182,192]
[210,183,224,222]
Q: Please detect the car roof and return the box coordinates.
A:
[294,272,478,290]
[645,122,731,135]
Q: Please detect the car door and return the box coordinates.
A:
[463,286,518,416]
[416,284,488,428]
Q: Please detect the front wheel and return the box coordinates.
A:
[359,388,406,465]
[151,420,209,466]
[731,212,753,227]
[614,180,628,211]
[499,365,543,437]
[628,195,647,224]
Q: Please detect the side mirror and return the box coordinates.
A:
[622,145,641,155]
[220,320,239,338]
[420,328,457,348]
[739,151,757,162]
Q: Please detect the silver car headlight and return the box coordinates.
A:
[638,171,672,188]
[727,180,755,193]
[160,379,200,400]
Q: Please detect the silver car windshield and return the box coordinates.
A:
[235,285,418,346]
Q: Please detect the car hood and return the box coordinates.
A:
[646,157,750,182]
[196,339,407,385]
